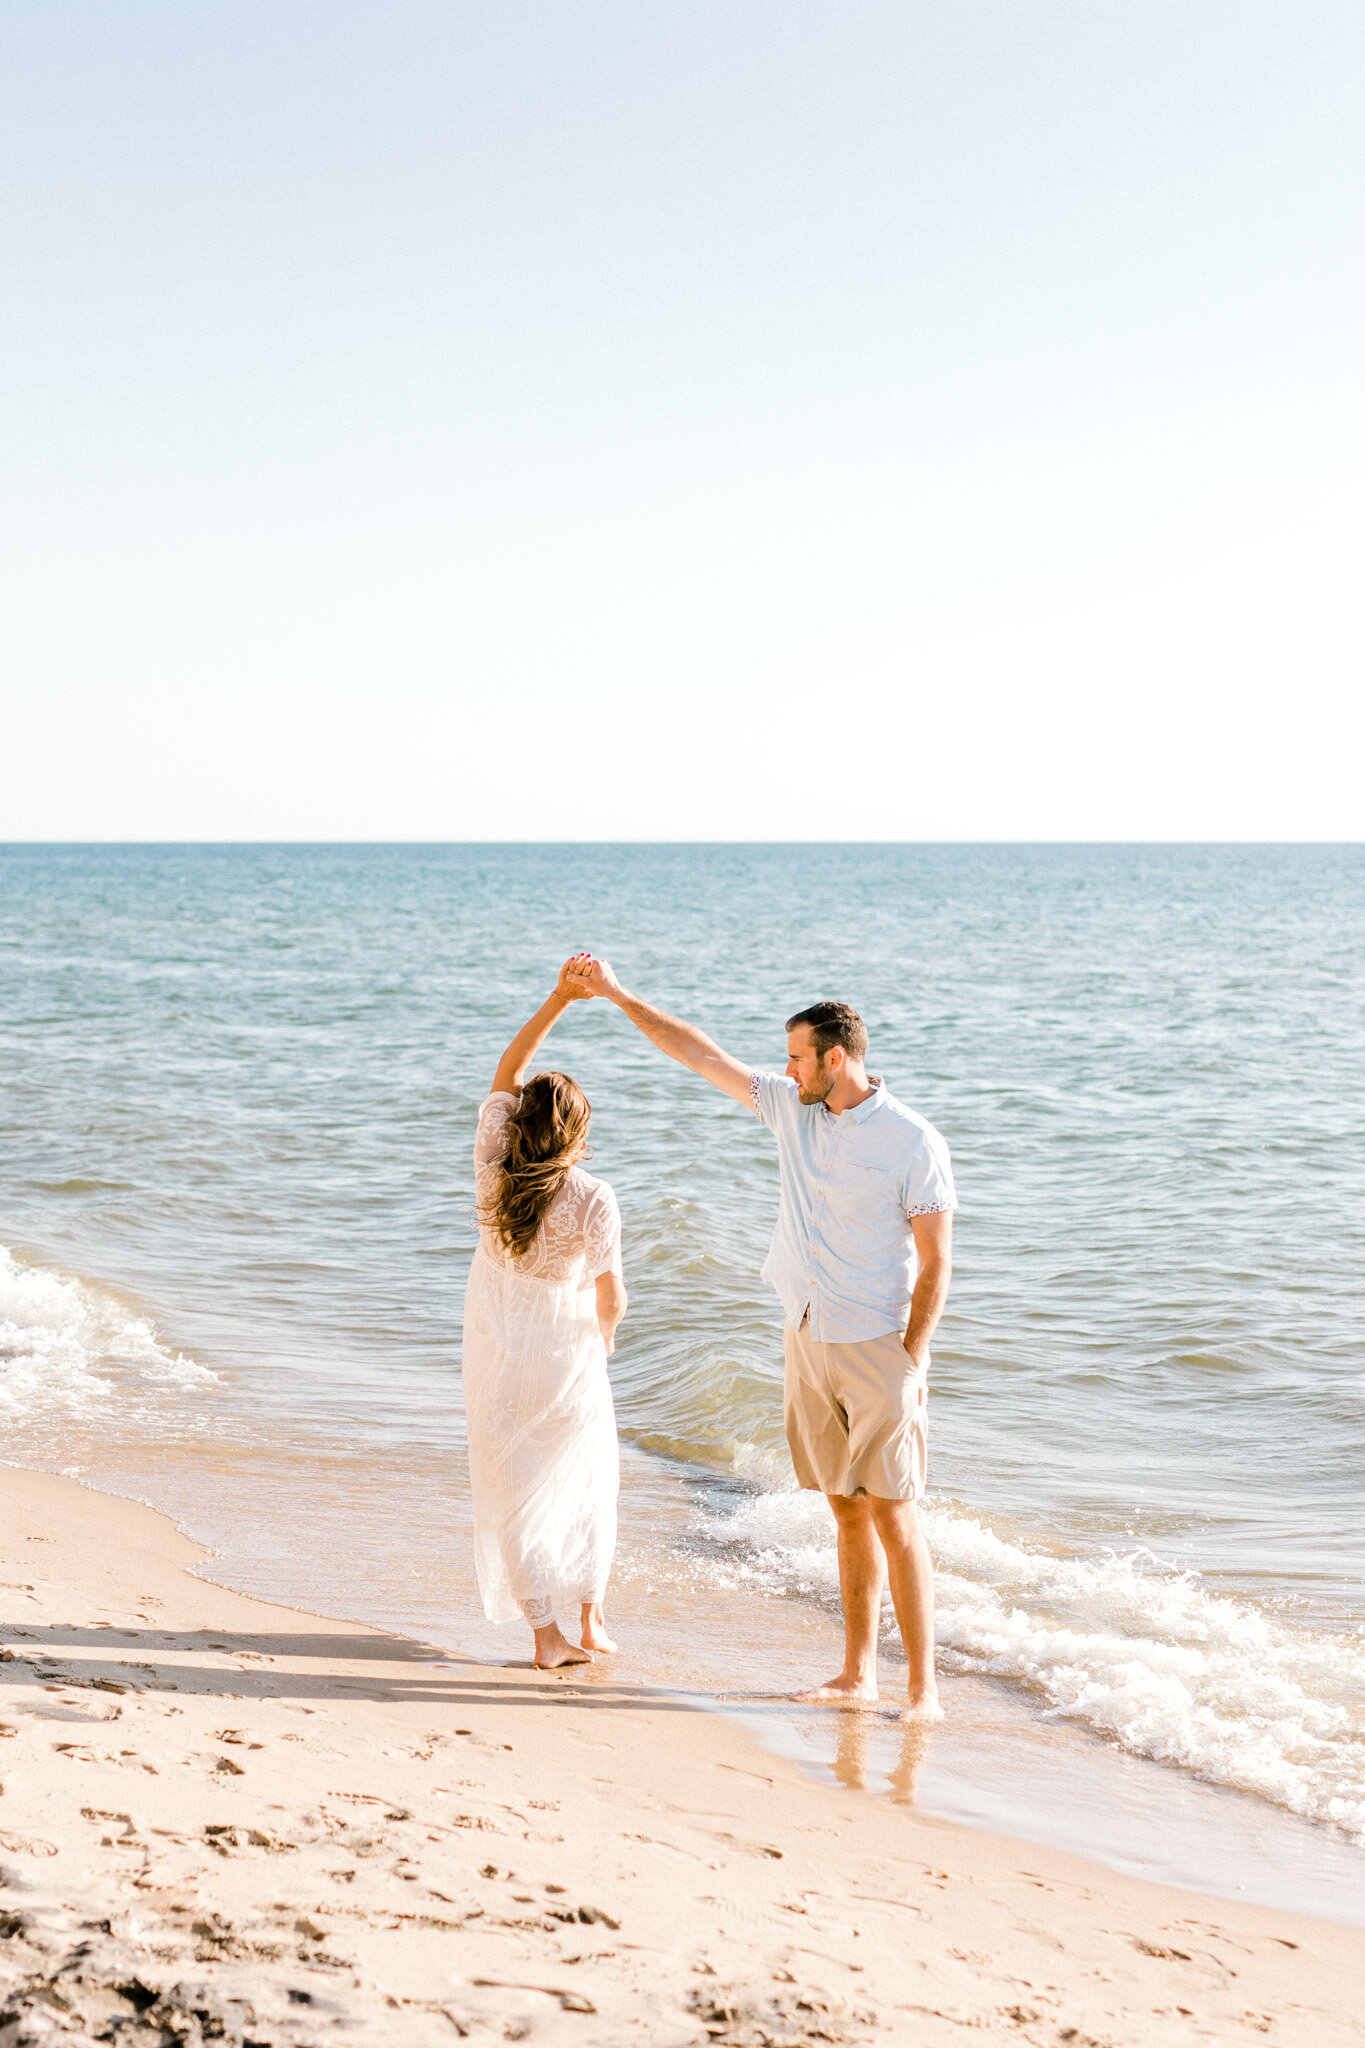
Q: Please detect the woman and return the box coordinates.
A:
[462,956,627,1669]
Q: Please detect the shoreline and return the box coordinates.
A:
[49,1430,1365,1934]
[2,1468,1362,2045]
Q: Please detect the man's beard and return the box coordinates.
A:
[796,1070,835,1106]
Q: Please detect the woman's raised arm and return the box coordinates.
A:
[490,955,594,1096]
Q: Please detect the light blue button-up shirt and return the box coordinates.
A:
[750,1071,956,1344]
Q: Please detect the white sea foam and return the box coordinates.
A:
[0,1245,215,1422]
[702,1486,1365,1843]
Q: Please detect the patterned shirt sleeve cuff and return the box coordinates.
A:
[907,1200,954,1217]
[749,1071,763,1118]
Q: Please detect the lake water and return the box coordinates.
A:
[2,842,1362,1920]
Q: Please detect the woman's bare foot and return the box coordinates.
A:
[794,1672,879,1708]
[532,1622,590,1669]
[580,1603,617,1654]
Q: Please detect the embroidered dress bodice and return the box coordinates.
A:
[474,1093,622,1286]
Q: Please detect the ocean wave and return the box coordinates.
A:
[615,1342,789,1486]
[699,1486,1365,1843]
[0,1245,216,1421]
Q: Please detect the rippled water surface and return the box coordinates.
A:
[2,844,1362,1910]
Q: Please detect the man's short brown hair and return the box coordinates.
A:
[785,1001,869,1062]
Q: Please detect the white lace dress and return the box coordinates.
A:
[461,1092,624,1626]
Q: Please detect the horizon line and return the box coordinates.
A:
[1,838,1361,852]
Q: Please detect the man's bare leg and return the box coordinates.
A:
[868,1495,942,1719]
[795,1494,884,1705]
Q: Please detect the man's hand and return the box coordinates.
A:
[567,955,624,1001]
[556,953,596,1001]
[903,1210,952,1373]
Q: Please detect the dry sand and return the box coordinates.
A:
[1,1468,1360,2047]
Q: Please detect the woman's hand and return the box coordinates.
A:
[568,954,623,1000]
[557,952,596,1001]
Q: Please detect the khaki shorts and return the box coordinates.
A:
[783,1315,928,1502]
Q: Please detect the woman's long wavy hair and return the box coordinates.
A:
[483,1071,592,1260]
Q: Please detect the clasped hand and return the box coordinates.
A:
[557,953,620,1001]
[556,953,596,1001]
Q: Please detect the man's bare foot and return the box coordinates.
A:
[580,1605,617,1654]
[902,1690,945,1723]
[532,1623,590,1670]
[794,1674,879,1708]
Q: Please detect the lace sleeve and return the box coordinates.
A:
[474,1092,518,1172]
[582,1182,623,1280]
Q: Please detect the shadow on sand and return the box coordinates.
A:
[0,1619,708,1714]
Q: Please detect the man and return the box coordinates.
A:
[566,956,955,1718]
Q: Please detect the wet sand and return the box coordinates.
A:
[2,1468,1362,2047]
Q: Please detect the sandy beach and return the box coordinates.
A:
[0,1470,1359,2046]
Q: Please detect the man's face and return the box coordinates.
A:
[786,1025,839,1105]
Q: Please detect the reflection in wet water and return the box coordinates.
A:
[829,1713,870,1794]
[888,1721,932,1806]
[825,1711,932,1806]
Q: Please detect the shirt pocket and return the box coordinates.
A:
[840,1153,906,1218]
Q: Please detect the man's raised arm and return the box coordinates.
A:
[567,956,754,1107]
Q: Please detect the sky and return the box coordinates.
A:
[3,2,1362,840]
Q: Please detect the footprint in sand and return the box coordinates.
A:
[80,1806,138,1839]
